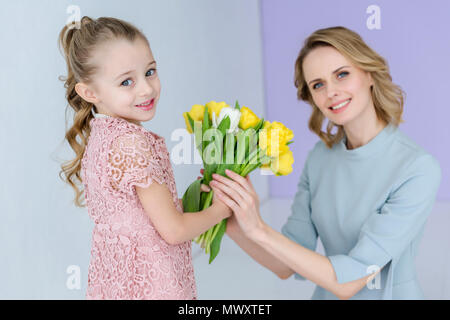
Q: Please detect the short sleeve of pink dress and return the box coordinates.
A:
[81,116,197,300]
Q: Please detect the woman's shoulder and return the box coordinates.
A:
[390,128,441,175]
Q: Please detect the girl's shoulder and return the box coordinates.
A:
[89,116,165,145]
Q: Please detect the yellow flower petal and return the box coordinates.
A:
[205,101,230,120]
[271,149,294,176]
[188,104,206,122]
[239,106,260,130]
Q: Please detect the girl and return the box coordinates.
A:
[208,26,442,300]
[58,16,231,300]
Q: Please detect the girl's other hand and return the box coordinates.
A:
[197,168,231,219]
[198,168,211,193]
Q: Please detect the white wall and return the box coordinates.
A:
[0,0,267,299]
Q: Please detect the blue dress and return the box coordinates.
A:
[281,123,441,299]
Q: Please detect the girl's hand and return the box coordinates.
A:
[178,172,210,210]
[209,169,265,240]
[198,168,211,193]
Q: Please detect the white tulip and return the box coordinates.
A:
[212,107,241,134]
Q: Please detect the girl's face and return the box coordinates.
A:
[83,37,161,125]
[302,46,375,128]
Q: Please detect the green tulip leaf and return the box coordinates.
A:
[202,106,210,151]
[209,219,228,264]
[235,100,241,110]
[185,112,195,134]
[182,179,201,213]
[217,115,231,137]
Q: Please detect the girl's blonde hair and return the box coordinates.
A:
[58,16,149,207]
[294,26,405,148]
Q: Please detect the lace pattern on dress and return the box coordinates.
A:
[81,117,197,300]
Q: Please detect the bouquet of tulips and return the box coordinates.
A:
[181,100,294,263]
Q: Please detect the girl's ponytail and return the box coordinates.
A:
[57,16,149,207]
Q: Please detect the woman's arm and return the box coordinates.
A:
[226,209,295,279]
[253,223,380,300]
[136,182,231,245]
[211,169,380,300]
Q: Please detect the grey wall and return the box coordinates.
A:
[0,0,267,299]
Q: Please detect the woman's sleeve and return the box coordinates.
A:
[107,131,165,196]
[281,151,319,281]
[328,154,442,284]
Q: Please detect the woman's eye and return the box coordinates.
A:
[338,71,349,78]
[313,82,322,90]
[312,71,349,90]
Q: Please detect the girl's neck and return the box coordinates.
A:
[92,108,142,127]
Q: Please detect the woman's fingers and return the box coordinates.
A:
[212,171,256,203]
[245,174,255,189]
[210,179,245,205]
[211,186,239,211]
[212,171,242,191]
[224,169,254,194]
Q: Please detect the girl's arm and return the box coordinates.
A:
[136,182,231,245]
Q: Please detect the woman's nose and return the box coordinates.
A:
[326,83,340,99]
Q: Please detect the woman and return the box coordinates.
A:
[208,26,442,300]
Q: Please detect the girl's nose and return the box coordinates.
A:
[138,78,154,97]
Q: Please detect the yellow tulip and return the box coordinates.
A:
[183,104,205,133]
[205,101,230,120]
[270,149,294,176]
[239,106,260,130]
[259,121,294,157]
[270,121,294,143]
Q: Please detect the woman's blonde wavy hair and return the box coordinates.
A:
[58,16,149,207]
[294,26,405,148]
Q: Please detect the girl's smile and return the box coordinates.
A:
[135,98,155,111]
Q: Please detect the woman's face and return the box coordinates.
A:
[302,46,375,128]
[78,37,161,125]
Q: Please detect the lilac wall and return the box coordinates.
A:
[261,0,450,201]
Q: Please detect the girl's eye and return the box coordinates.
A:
[120,68,157,87]
[121,79,133,86]
[146,68,156,77]
[312,71,349,90]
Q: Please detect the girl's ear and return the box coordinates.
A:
[75,82,100,104]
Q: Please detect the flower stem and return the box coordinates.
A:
[210,219,224,242]
[194,189,215,252]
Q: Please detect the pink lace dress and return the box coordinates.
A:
[81,115,197,300]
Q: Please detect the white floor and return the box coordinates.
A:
[192,198,450,300]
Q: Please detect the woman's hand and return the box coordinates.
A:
[209,169,265,240]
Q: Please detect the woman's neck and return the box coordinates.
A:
[344,118,387,150]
